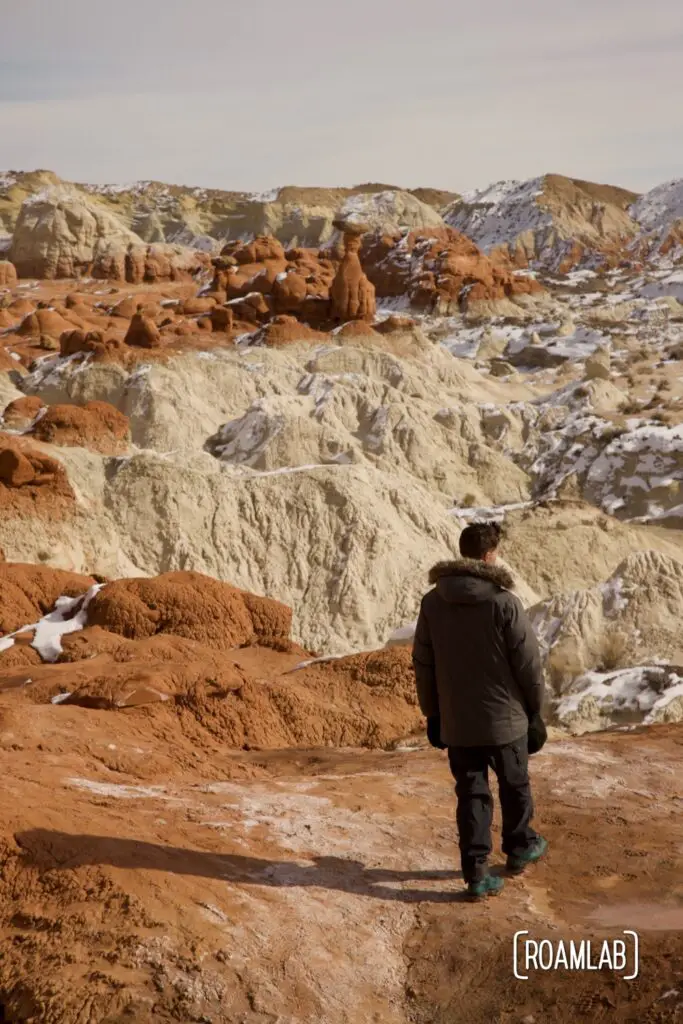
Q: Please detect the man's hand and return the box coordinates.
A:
[426,715,447,750]
[527,713,547,755]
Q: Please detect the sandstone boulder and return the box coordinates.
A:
[0,563,96,634]
[85,571,292,651]
[2,396,44,429]
[229,293,271,324]
[59,329,127,363]
[272,270,309,314]
[584,346,611,381]
[0,438,75,514]
[9,187,140,279]
[477,329,509,360]
[180,297,216,316]
[253,315,327,347]
[489,359,517,377]
[0,261,18,287]
[29,401,130,455]
[16,308,74,340]
[361,227,543,313]
[330,229,376,322]
[111,296,139,319]
[124,313,162,349]
[209,306,234,332]
[0,447,36,486]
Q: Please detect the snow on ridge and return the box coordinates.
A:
[445,176,550,252]
[21,185,73,207]
[630,178,683,235]
[457,177,545,207]
[248,187,282,204]
[340,190,399,224]
[0,172,18,191]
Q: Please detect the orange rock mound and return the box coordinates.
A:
[16,308,75,340]
[0,437,75,517]
[0,564,421,750]
[252,315,327,347]
[1,396,44,429]
[124,311,162,348]
[29,401,130,455]
[0,563,95,634]
[211,237,336,323]
[362,227,543,312]
[0,261,18,287]
[59,329,128,363]
[86,571,293,651]
[0,347,18,373]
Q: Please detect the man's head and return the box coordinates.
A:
[459,521,502,564]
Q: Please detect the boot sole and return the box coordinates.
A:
[466,886,504,902]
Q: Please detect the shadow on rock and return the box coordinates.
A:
[15,829,467,904]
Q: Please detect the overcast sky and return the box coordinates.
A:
[1,0,681,195]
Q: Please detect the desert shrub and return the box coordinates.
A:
[595,628,630,672]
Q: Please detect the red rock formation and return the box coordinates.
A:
[86,571,292,651]
[0,261,18,287]
[210,240,337,325]
[180,297,216,316]
[361,227,543,312]
[330,224,376,323]
[0,563,96,634]
[16,309,74,340]
[0,447,36,486]
[111,296,139,319]
[272,270,309,313]
[29,401,130,455]
[209,306,234,332]
[229,237,286,265]
[59,329,127,364]
[336,321,381,341]
[7,298,34,318]
[124,312,162,349]
[255,315,327,348]
[0,438,75,516]
[229,293,271,324]
[0,348,17,372]
[374,315,420,335]
[2,396,44,430]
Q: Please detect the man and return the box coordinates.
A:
[412,521,547,901]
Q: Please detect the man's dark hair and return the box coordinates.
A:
[459,521,503,560]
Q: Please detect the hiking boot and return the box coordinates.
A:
[506,836,548,875]
[466,874,504,901]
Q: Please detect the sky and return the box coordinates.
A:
[1,0,681,195]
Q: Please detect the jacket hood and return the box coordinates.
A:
[428,559,514,605]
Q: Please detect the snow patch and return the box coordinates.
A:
[0,584,103,662]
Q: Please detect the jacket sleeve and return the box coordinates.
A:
[500,595,545,717]
[412,600,439,717]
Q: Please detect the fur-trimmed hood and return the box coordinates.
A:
[428,559,514,604]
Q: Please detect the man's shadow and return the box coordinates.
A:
[15,829,469,904]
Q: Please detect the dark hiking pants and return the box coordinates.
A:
[448,736,537,883]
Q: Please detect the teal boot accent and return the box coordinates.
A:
[506,836,548,875]
[467,874,504,900]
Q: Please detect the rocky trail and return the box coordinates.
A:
[0,716,681,1023]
